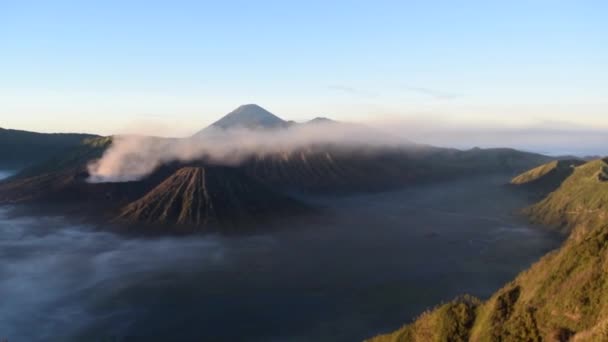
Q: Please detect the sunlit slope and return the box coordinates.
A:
[526,158,608,231]
[368,159,608,342]
[510,159,585,197]
[368,296,481,342]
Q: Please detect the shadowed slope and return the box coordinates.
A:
[0,137,113,203]
[243,146,551,192]
[117,166,308,232]
[0,127,97,169]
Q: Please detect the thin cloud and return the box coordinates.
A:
[401,86,461,100]
[328,85,378,98]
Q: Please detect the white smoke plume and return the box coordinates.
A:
[87,122,410,183]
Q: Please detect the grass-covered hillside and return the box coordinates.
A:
[0,136,115,203]
[510,159,585,197]
[0,127,97,169]
[368,158,608,342]
[526,158,608,232]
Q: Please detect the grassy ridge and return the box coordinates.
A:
[368,159,608,341]
[368,296,481,342]
[526,159,608,232]
[0,127,97,169]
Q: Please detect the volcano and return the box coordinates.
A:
[0,106,555,233]
[117,166,307,232]
[198,104,289,134]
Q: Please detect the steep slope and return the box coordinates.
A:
[510,159,585,197]
[369,296,481,342]
[117,166,307,232]
[0,127,96,169]
[368,158,608,342]
[0,136,112,202]
[198,104,288,133]
[526,159,608,232]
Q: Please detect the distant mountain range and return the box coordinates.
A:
[0,104,554,232]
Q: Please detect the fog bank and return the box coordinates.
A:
[0,176,562,341]
[87,122,408,183]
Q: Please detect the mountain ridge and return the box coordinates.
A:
[368,158,608,342]
[0,127,97,169]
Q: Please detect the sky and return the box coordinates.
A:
[1,0,607,141]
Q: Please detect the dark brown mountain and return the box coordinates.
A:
[117,166,308,233]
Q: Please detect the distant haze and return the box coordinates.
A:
[375,122,608,157]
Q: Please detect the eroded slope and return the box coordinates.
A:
[117,166,307,232]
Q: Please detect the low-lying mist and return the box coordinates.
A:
[87,122,409,183]
[0,175,562,342]
[0,171,14,181]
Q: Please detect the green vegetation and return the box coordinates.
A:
[526,159,608,232]
[12,136,113,179]
[0,127,97,169]
[510,159,585,198]
[369,159,608,342]
[0,136,113,203]
[368,296,481,342]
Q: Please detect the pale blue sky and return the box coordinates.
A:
[1,0,607,136]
